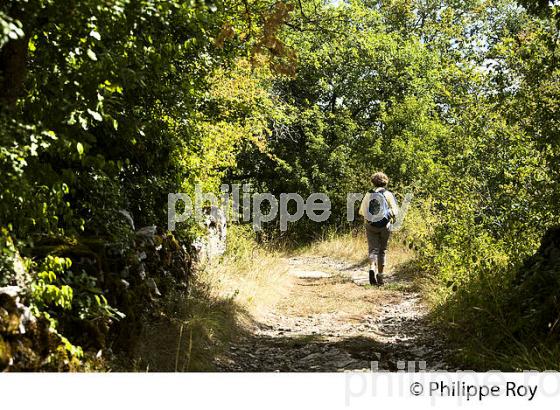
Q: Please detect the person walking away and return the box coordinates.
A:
[358,172,398,286]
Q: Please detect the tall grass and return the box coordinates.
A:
[126,224,290,371]
[299,225,415,265]
[430,261,560,371]
[201,225,292,320]
[299,227,368,263]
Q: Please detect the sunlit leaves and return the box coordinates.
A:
[88,29,100,41]
[0,11,24,48]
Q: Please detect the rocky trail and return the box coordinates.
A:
[215,252,453,372]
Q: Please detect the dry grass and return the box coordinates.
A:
[276,229,420,319]
[302,229,368,264]
[278,277,401,317]
[302,229,416,271]
[128,285,240,372]
[127,225,291,371]
[292,228,431,301]
[201,246,291,320]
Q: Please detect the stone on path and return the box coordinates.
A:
[352,275,370,286]
[290,269,332,279]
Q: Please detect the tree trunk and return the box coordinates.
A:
[0,35,28,110]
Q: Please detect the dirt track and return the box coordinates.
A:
[215,252,453,372]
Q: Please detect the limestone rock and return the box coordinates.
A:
[193,206,227,263]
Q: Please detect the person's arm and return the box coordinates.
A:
[385,191,399,218]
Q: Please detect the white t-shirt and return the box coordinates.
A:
[358,188,399,221]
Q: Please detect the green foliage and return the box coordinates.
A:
[30,255,122,359]
[33,255,123,321]
[1,0,275,367]
[1,0,560,370]
[0,10,23,48]
[32,256,74,311]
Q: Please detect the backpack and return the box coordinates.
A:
[367,189,392,228]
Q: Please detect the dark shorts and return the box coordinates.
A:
[365,223,391,266]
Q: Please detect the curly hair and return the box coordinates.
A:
[371,172,389,187]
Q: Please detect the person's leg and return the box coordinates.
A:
[376,227,391,285]
[366,224,380,285]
